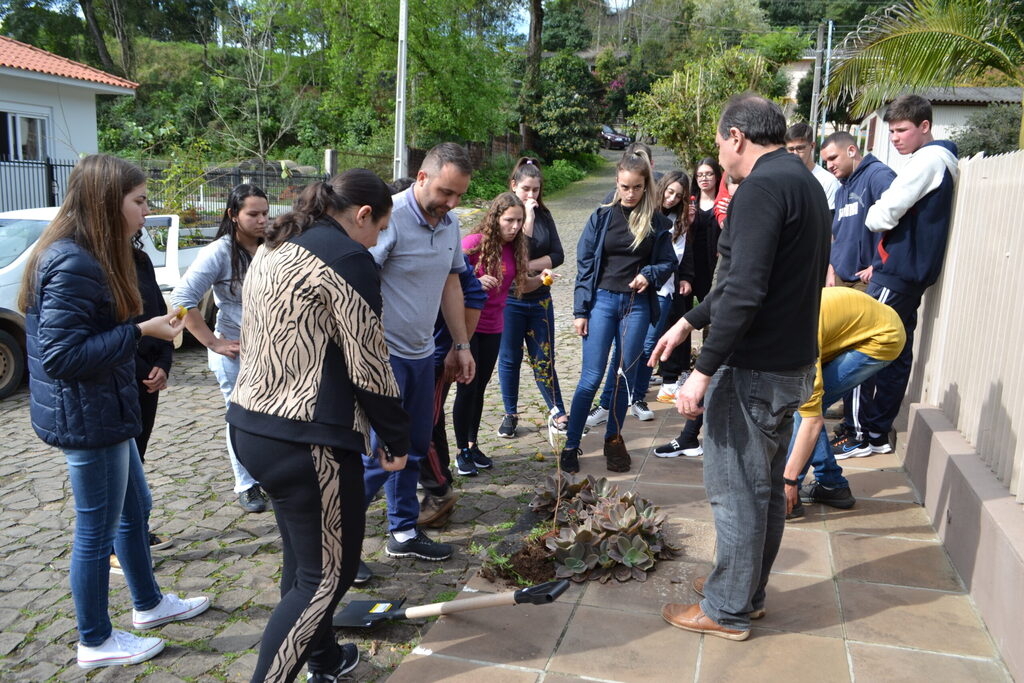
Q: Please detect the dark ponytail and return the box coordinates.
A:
[508,156,547,211]
[216,183,268,295]
[266,168,392,249]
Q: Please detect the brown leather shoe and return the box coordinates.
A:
[662,602,750,641]
[691,577,765,619]
[418,489,459,528]
[604,435,631,472]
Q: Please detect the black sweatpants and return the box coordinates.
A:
[453,332,502,449]
[231,428,365,683]
[421,365,454,496]
[135,380,160,461]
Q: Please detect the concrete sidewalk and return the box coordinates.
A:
[387,398,1012,682]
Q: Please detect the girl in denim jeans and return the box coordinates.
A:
[20,155,209,669]
[496,157,567,444]
[560,149,676,473]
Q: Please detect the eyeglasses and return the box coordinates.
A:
[695,172,715,179]
[786,144,810,154]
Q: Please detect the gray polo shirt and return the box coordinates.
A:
[370,186,466,360]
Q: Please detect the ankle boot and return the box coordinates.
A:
[604,435,631,472]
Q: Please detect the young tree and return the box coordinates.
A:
[828,0,1024,147]
[205,0,311,161]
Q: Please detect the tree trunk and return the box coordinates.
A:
[521,0,543,154]
[106,0,134,80]
[79,0,118,74]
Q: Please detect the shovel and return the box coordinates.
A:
[332,579,570,628]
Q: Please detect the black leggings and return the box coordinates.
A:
[231,428,365,683]
[453,332,501,449]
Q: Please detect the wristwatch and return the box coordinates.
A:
[454,342,471,351]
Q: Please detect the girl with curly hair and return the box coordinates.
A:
[452,192,529,475]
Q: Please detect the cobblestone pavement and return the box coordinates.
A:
[0,147,656,681]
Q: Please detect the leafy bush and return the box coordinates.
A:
[951,104,1022,157]
[465,154,601,202]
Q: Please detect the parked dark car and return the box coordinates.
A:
[599,125,631,150]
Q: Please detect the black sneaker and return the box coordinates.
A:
[833,434,871,460]
[455,448,478,476]
[469,445,492,469]
[385,530,453,561]
[497,414,518,438]
[786,499,805,520]
[654,439,702,458]
[802,482,856,509]
[353,560,372,585]
[307,643,359,681]
[238,485,267,513]
[559,447,581,474]
[867,432,893,454]
[148,533,173,551]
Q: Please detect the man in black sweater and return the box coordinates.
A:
[652,94,831,640]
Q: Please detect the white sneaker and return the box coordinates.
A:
[656,383,678,404]
[77,629,164,669]
[133,594,211,629]
[586,405,608,428]
[630,401,654,421]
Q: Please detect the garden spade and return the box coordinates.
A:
[332,579,570,628]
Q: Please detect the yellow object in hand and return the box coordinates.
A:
[175,306,189,320]
[542,273,554,287]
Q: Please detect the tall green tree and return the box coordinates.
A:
[628,47,773,168]
[319,0,517,152]
[543,0,590,52]
[828,0,1024,147]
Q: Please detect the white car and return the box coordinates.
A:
[0,207,206,399]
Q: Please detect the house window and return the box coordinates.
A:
[0,112,49,162]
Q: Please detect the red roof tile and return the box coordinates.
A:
[0,35,138,90]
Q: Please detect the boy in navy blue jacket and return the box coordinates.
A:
[829,94,958,464]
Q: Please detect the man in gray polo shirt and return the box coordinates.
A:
[362,142,476,564]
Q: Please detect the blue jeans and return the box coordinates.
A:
[208,346,258,492]
[791,350,891,489]
[599,293,672,407]
[65,439,162,646]
[701,365,814,630]
[363,354,434,534]
[565,289,651,449]
[498,295,566,418]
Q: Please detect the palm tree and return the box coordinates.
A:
[827,0,1024,148]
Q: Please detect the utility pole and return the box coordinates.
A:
[809,23,824,137]
[820,20,835,141]
[392,0,408,180]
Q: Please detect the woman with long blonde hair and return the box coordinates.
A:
[561,149,677,473]
[452,191,529,475]
[20,154,208,670]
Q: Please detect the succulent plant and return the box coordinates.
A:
[530,468,680,582]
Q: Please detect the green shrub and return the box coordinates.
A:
[465,153,600,202]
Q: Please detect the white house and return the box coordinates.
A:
[0,35,137,210]
[861,87,1022,171]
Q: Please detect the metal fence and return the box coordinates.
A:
[0,158,75,212]
[0,157,332,215]
[907,149,1024,502]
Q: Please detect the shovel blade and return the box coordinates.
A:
[332,598,406,628]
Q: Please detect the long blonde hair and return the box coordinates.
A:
[612,148,657,250]
[19,155,145,320]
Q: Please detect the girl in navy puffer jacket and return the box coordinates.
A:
[19,155,210,670]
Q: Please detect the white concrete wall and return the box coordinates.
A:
[0,73,100,160]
